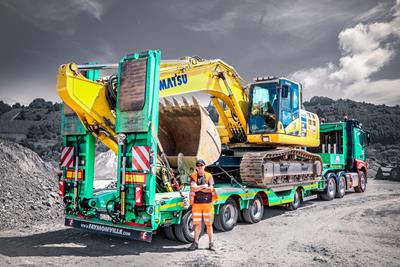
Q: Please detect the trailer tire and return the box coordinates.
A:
[173,210,204,243]
[242,194,264,223]
[214,198,238,232]
[320,174,336,201]
[163,225,176,241]
[354,172,367,193]
[288,189,301,210]
[335,174,346,198]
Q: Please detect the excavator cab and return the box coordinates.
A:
[247,77,319,147]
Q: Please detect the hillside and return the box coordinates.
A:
[0,99,62,162]
[304,97,400,146]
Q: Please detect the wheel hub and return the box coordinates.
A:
[224,205,235,226]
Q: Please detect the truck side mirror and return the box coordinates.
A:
[281,85,289,98]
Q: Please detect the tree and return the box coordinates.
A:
[0,100,11,115]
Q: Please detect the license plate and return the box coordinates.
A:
[99,213,111,221]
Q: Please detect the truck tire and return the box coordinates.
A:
[288,189,301,210]
[173,210,204,243]
[320,174,336,201]
[354,172,367,193]
[335,174,346,198]
[163,225,176,241]
[214,198,238,232]
[390,168,400,181]
[242,194,264,223]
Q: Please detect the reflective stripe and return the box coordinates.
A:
[193,218,202,222]
[192,212,203,216]
[202,213,212,217]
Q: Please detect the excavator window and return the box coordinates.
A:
[249,84,277,134]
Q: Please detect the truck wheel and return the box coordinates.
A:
[288,189,301,210]
[320,174,336,201]
[242,194,264,223]
[214,198,238,232]
[354,172,367,193]
[173,210,204,243]
[164,225,176,241]
[335,175,346,198]
[390,168,400,181]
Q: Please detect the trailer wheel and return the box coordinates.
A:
[335,175,346,198]
[320,174,336,201]
[288,189,301,210]
[242,194,264,223]
[173,210,204,243]
[163,225,176,241]
[354,172,367,193]
[214,198,238,232]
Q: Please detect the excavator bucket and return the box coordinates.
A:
[158,97,222,168]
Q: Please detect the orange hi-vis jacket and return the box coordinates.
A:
[189,172,218,206]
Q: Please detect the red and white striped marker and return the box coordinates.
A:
[132,146,150,171]
[61,146,74,168]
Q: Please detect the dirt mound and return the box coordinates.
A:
[0,139,63,230]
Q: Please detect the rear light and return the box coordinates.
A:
[126,172,146,184]
[58,181,65,197]
[135,186,143,206]
[65,169,84,180]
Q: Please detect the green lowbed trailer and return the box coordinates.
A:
[58,50,368,243]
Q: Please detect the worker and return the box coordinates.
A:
[188,159,216,251]
[264,101,276,129]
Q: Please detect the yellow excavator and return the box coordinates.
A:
[57,55,321,188]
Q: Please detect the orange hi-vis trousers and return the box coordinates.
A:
[192,203,214,226]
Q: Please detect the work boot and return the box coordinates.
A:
[208,241,216,251]
[188,241,199,251]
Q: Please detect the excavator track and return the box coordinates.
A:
[240,148,322,188]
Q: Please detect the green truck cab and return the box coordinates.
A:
[309,119,368,200]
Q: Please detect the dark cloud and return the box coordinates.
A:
[0,0,398,105]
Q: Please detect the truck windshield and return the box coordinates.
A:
[249,83,277,134]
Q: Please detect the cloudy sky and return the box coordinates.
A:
[0,0,399,106]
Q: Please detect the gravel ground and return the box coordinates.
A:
[0,178,399,267]
[0,139,63,231]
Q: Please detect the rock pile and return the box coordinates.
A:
[0,139,63,230]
